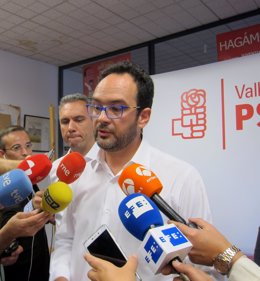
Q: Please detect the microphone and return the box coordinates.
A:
[41,181,73,214]
[0,169,33,209]
[18,154,52,185]
[56,152,86,184]
[118,193,192,275]
[118,163,197,228]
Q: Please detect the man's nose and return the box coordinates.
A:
[21,147,30,157]
[68,120,77,131]
[97,109,110,122]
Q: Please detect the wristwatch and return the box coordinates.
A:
[213,245,240,275]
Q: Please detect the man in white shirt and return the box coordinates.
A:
[47,93,97,225]
[50,61,218,281]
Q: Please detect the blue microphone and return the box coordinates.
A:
[0,169,33,209]
[118,193,192,275]
[118,193,163,241]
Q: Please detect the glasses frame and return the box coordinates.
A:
[4,142,33,152]
[86,104,140,119]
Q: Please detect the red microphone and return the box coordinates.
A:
[56,152,86,184]
[18,154,52,185]
[118,163,192,226]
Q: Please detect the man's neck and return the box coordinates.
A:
[71,140,95,156]
[104,138,142,175]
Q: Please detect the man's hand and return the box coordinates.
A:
[0,245,23,266]
[7,209,53,238]
[171,260,213,281]
[32,190,44,209]
[85,253,138,281]
[171,218,231,265]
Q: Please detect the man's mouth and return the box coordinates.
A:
[97,129,110,137]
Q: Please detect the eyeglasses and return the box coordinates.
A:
[86,104,140,119]
[4,142,33,152]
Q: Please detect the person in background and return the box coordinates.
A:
[84,218,260,281]
[46,93,96,225]
[0,125,50,281]
[50,61,216,281]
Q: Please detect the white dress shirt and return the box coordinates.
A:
[48,144,99,226]
[50,140,213,281]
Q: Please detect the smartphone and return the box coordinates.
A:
[84,224,127,267]
[0,240,19,258]
[84,225,142,280]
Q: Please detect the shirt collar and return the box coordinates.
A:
[92,139,152,172]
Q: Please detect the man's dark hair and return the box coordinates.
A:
[0,125,29,150]
[99,61,154,111]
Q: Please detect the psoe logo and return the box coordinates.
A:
[172,89,207,139]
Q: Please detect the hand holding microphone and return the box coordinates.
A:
[118,163,197,228]
[118,193,192,275]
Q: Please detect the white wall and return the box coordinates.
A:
[0,49,58,248]
[0,49,58,123]
[63,69,83,95]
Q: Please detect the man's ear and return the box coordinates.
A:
[138,108,151,129]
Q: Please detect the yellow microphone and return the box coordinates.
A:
[41,181,73,214]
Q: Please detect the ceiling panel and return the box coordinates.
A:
[0,0,258,68]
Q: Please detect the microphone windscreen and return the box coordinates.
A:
[56,152,86,184]
[18,154,52,185]
[118,193,163,241]
[118,163,163,197]
[0,169,33,209]
[41,181,73,214]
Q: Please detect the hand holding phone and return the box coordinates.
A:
[83,225,142,280]
[83,225,127,267]
[0,240,19,258]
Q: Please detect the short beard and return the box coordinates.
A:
[95,122,138,152]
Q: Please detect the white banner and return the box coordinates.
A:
[146,53,260,255]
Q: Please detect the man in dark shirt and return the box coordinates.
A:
[0,125,50,281]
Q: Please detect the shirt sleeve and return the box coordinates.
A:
[229,256,260,281]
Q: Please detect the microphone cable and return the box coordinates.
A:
[0,264,5,281]
[49,223,55,254]
[27,235,35,281]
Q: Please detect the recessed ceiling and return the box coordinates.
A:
[0,0,259,67]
